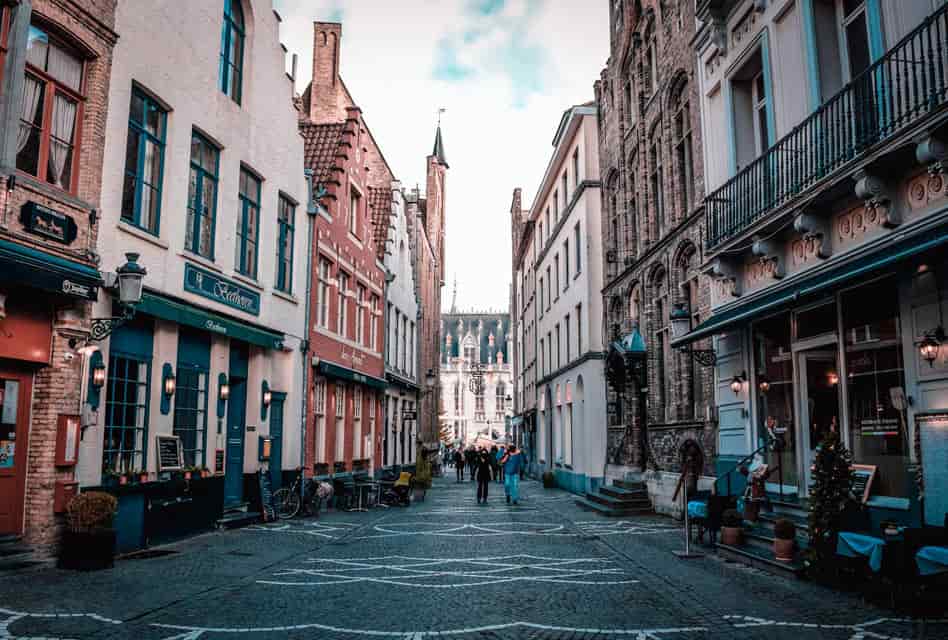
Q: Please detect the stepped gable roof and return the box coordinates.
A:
[301,122,346,187]
[367,185,392,259]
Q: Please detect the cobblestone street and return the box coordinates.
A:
[0,477,944,639]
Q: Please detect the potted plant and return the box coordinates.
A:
[118,471,129,486]
[721,509,743,546]
[773,518,796,561]
[542,471,556,488]
[137,470,149,484]
[58,492,118,571]
[200,465,210,479]
[183,465,194,480]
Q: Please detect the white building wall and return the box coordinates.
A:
[81,0,307,485]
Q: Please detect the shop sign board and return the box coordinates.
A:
[184,263,260,315]
[20,202,78,244]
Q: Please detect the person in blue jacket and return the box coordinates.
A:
[500,445,523,505]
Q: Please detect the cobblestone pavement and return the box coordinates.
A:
[0,476,945,639]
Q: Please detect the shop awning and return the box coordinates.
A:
[138,291,284,350]
[672,222,948,347]
[0,238,101,300]
[315,359,388,390]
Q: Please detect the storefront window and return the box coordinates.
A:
[753,312,797,488]
[796,300,837,340]
[843,279,909,497]
[103,355,149,473]
[173,366,207,467]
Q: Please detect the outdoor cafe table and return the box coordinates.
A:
[837,532,886,572]
[916,546,948,576]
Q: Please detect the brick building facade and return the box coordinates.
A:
[301,22,391,476]
[596,0,715,514]
[0,0,117,550]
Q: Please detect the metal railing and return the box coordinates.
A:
[714,434,784,502]
[705,5,948,250]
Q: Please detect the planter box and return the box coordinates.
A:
[58,529,116,571]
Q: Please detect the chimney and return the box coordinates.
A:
[310,22,342,123]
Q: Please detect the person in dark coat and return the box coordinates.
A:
[454,449,465,482]
[489,445,499,481]
[475,449,493,504]
[466,447,477,482]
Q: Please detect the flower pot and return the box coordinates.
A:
[721,526,742,546]
[183,471,191,480]
[58,529,116,571]
[774,538,795,562]
[139,474,148,483]
[118,475,128,486]
[743,501,760,522]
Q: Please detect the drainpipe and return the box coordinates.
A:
[300,170,317,492]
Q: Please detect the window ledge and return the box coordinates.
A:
[231,271,263,291]
[117,221,168,249]
[179,251,222,273]
[272,290,298,305]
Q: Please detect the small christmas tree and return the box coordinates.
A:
[807,430,854,563]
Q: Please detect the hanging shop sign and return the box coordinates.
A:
[20,202,78,245]
[184,263,260,315]
[402,410,417,421]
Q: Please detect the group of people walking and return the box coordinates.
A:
[451,444,524,505]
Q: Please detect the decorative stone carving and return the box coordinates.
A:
[854,169,900,228]
[749,235,785,281]
[916,134,947,175]
[907,170,947,210]
[792,212,831,264]
[709,15,728,55]
[707,257,742,298]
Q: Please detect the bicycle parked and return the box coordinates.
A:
[272,468,333,519]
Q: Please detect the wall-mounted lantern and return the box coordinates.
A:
[86,350,106,410]
[918,327,945,367]
[758,375,770,394]
[261,380,271,421]
[730,371,746,396]
[258,436,272,462]
[217,373,230,419]
[161,363,176,415]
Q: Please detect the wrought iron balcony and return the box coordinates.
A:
[705,5,948,251]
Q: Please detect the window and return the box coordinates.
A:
[475,387,485,420]
[337,271,349,336]
[356,284,366,345]
[555,324,561,369]
[454,382,461,413]
[649,128,664,236]
[576,303,582,354]
[682,265,705,420]
[561,174,568,207]
[539,276,544,316]
[353,386,363,419]
[628,154,639,253]
[236,168,260,277]
[387,304,394,364]
[348,187,360,237]
[186,132,219,258]
[565,314,571,362]
[674,84,694,216]
[276,196,295,293]
[540,338,545,376]
[564,240,570,288]
[554,255,560,297]
[731,50,770,169]
[17,24,84,191]
[573,148,580,187]
[103,355,149,473]
[553,190,559,222]
[174,365,208,467]
[370,295,379,351]
[121,89,166,235]
[334,384,345,461]
[652,271,672,423]
[317,258,331,328]
[219,0,244,103]
[545,208,550,239]
[841,0,872,78]
[495,382,506,420]
[547,332,552,375]
[314,378,327,463]
[546,267,552,310]
[0,7,10,94]
[574,223,581,273]
[409,321,415,374]
[644,23,657,96]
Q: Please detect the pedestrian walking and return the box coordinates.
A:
[501,445,523,505]
[454,449,465,482]
[467,447,477,482]
[489,445,499,481]
[495,446,506,483]
[475,449,492,504]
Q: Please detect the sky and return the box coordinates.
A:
[273,0,610,313]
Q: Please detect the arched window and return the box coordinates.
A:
[220,0,244,103]
[652,268,672,423]
[678,246,703,420]
[629,283,641,328]
[673,81,694,216]
[495,382,506,420]
[463,336,476,365]
[643,20,657,96]
[649,122,664,238]
[627,152,638,255]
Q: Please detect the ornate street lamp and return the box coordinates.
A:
[670,302,716,367]
[86,253,148,343]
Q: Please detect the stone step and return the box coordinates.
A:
[216,511,261,530]
[612,479,646,491]
[716,542,804,578]
[575,497,653,518]
[0,543,33,557]
[599,485,649,501]
[585,491,651,509]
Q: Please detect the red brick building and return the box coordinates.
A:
[300,22,393,475]
[0,0,117,552]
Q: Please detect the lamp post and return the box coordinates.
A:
[76,253,147,346]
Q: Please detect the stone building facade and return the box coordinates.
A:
[0,0,117,550]
[510,187,538,472]
[596,0,715,514]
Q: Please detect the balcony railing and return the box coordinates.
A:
[705,5,948,250]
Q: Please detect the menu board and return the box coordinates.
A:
[215,449,225,474]
[156,435,183,471]
[917,412,948,526]
[258,470,275,522]
[851,464,876,504]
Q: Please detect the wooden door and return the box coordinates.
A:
[0,367,32,534]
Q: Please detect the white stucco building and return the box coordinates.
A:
[532,104,606,495]
[383,184,419,468]
[81,0,308,527]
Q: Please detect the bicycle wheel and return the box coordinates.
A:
[273,487,301,519]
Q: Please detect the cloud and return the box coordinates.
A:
[432,0,550,109]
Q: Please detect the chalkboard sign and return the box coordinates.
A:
[214,449,224,474]
[156,435,183,471]
[258,470,275,522]
[917,412,948,526]
[851,464,876,504]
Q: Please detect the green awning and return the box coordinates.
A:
[672,222,948,347]
[0,238,101,300]
[315,360,388,390]
[138,291,284,350]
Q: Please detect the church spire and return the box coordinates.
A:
[433,109,449,168]
[450,274,458,314]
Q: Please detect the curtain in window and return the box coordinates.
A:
[49,95,76,187]
[16,75,42,152]
[47,43,82,91]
